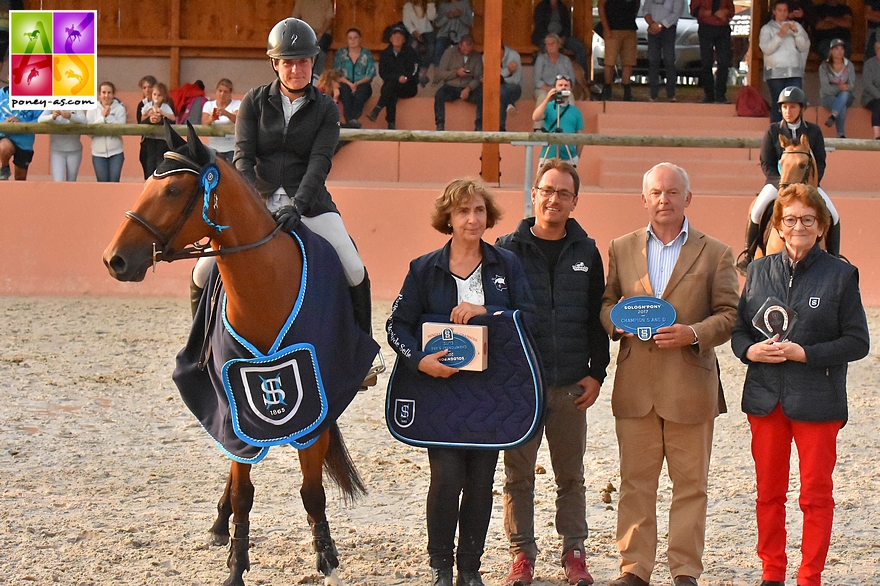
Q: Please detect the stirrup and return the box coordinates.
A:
[360,351,386,390]
[735,250,752,277]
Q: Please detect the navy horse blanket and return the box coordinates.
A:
[173,225,379,464]
[386,310,544,449]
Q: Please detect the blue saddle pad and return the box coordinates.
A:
[385,310,545,449]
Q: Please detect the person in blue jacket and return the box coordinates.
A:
[0,85,41,180]
[731,183,869,586]
[386,177,534,586]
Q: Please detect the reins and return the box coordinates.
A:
[125,150,282,269]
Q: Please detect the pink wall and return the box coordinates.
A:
[2,181,879,305]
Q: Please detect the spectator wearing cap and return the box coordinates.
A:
[368,25,419,129]
[818,38,855,139]
[814,0,852,60]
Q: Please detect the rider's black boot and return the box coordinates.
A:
[189,278,204,318]
[736,220,761,276]
[349,269,372,335]
[825,221,841,257]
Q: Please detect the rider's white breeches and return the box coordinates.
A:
[751,184,839,224]
[192,209,365,289]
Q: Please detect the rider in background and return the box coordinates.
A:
[737,86,839,274]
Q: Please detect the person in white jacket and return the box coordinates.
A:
[760,0,810,123]
[403,0,436,85]
[38,108,86,181]
[86,81,127,182]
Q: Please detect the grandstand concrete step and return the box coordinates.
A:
[596,155,761,195]
[595,113,768,137]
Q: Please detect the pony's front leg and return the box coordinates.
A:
[299,432,341,586]
[223,461,254,586]
[210,471,233,545]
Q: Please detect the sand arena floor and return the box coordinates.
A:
[1,298,878,586]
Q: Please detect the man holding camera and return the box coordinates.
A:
[532,75,583,167]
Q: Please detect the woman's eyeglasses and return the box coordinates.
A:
[781,215,817,227]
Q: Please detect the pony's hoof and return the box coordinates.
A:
[210,531,230,546]
[323,568,343,586]
[221,573,246,586]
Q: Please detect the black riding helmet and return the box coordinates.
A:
[777,86,807,108]
[267,18,321,59]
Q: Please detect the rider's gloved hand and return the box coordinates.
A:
[273,205,302,233]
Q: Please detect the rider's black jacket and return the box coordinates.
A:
[760,119,826,187]
[234,81,340,217]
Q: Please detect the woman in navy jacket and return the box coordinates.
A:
[731,184,869,586]
[386,178,534,586]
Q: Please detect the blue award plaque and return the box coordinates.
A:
[609,296,677,341]
[423,328,478,368]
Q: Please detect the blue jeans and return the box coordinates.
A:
[339,83,373,122]
[825,91,854,137]
[93,153,124,182]
[767,77,802,124]
[434,84,483,130]
[499,82,522,131]
[647,25,677,99]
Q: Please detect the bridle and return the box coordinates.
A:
[124,151,282,270]
[778,149,814,188]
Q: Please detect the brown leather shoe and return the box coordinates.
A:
[609,573,650,586]
[673,577,698,586]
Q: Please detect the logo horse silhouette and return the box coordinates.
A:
[65,26,82,43]
[23,30,40,41]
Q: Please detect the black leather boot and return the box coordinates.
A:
[366,106,382,122]
[432,568,454,586]
[736,220,761,276]
[824,221,841,257]
[623,84,633,102]
[349,269,372,335]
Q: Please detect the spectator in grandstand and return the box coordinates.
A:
[368,24,419,129]
[759,0,810,124]
[201,78,240,163]
[38,108,87,182]
[403,0,436,86]
[86,81,127,183]
[433,0,473,67]
[334,27,376,128]
[862,39,880,140]
[818,38,855,139]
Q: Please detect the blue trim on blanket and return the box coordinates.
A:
[220,343,329,447]
[220,230,309,358]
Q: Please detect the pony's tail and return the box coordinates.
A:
[323,423,367,503]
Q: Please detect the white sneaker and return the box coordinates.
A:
[506,104,516,115]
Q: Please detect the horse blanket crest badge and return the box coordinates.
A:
[173,225,379,464]
[222,344,327,446]
[385,310,544,450]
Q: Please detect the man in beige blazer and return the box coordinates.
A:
[600,163,739,586]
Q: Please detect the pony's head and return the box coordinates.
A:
[103,121,245,281]
[778,133,817,189]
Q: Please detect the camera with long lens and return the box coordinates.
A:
[554,89,571,104]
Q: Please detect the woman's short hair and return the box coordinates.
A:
[431,178,502,235]
[347,27,362,37]
[216,78,233,91]
[544,34,562,47]
[534,158,580,195]
[100,81,117,94]
[773,184,832,233]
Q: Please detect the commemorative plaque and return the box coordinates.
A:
[609,296,677,341]
[752,297,797,341]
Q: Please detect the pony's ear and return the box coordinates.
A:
[799,133,810,150]
[164,119,186,151]
[185,121,212,165]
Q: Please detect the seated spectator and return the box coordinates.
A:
[531,0,589,81]
[334,28,375,128]
[317,69,347,153]
[0,84,41,181]
[86,81,127,182]
[403,0,436,86]
[135,75,157,123]
[201,78,240,162]
[867,0,880,60]
[813,0,852,59]
[818,38,855,138]
[760,0,810,123]
[138,81,175,179]
[433,0,473,67]
[500,44,522,132]
[368,24,419,129]
[37,108,87,181]
[532,74,583,167]
[433,34,483,131]
[533,34,575,127]
[861,39,880,140]
[292,0,335,77]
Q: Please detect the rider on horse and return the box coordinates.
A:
[737,86,840,273]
